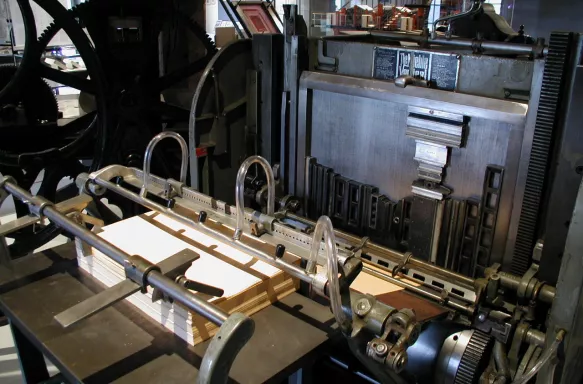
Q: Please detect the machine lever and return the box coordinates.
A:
[176,276,224,297]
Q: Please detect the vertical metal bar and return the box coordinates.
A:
[502,59,545,271]
[253,34,284,164]
[10,322,50,383]
[287,36,300,195]
[0,189,12,266]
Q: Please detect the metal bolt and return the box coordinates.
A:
[375,343,388,355]
[354,298,372,317]
[478,313,487,322]
[397,355,406,368]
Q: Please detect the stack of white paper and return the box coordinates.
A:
[77,211,287,346]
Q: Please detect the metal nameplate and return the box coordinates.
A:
[372,46,460,91]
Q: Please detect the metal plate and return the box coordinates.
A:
[373,47,460,91]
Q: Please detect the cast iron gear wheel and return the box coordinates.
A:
[0,64,59,153]
[38,0,216,169]
[0,0,110,169]
[0,0,110,256]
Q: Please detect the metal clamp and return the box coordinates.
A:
[28,195,54,217]
[124,255,161,293]
[234,156,275,240]
[141,131,188,198]
[392,252,412,277]
[366,308,419,373]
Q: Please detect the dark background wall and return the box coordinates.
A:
[510,0,583,39]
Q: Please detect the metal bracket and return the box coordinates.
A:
[392,252,412,277]
[141,131,188,199]
[54,249,200,328]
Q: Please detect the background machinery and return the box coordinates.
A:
[0,1,582,383]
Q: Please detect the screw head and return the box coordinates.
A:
[375,343,388,354]
[354,298,372,316]
[478,313,487,322]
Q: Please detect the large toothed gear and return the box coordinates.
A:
[436,329,493,384]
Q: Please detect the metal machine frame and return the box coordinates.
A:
[0,4,582,383]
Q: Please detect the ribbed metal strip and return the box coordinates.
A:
[511,32,573,276]
[454,330,491,384]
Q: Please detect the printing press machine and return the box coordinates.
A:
[1,4,583,384]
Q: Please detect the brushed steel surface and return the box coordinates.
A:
[320,39,536,100]
[308,89,517,202]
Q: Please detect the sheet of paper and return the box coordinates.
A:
[94,215,264,298]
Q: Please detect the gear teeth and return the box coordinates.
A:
[454,330,492,384]
[38,21,61,50]
[511,32,574,276]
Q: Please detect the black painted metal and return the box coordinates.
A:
[253,34,284,164]
[457,200,480,277]
[474,166,505,277]
[511,32,574,276]
[10,322,50,383]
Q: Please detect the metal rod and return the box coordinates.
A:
[1,179,229,326]
[526,329,546,348]
[287,213,475,289]
[493,340,512,379]
[369,30,545,56]
[141,132,188,198]
[91,177,313,284]
[234,156,275,240]
[539,285,556,304]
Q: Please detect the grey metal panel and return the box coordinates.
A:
[541,178,583,384]
[300,71,528,125]
[308,89,517,204]
[308,92,415,201]
[456,55,535,99]
[324,40,377,78]
[319,39,536,99]
[296,69,533,268]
